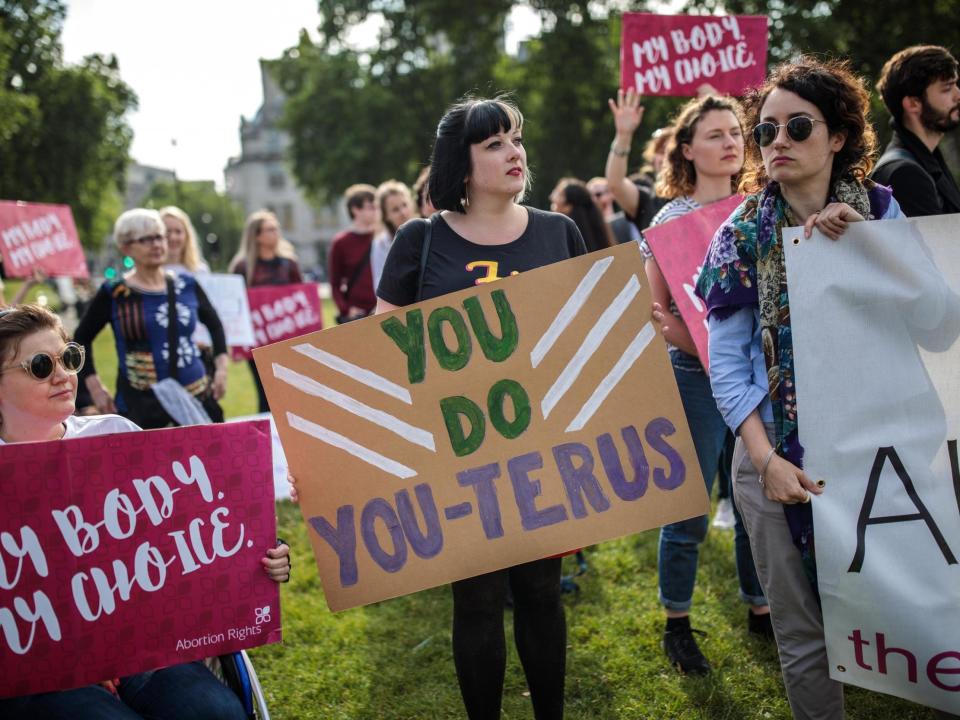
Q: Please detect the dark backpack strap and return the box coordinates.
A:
[165,274,180,382]
[874,147,921,176]
[415,215,435,303]
[340,243,373,300]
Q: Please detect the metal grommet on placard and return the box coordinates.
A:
[793,237,801,244]
[837,665,846,672]
[816,479,826,488]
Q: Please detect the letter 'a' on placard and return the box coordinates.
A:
[0,421,280,699]
[643,195,743,370]
[785,213,960,714]
[619,13,768,97]
[0,200,89,279]
[254,242,710,612]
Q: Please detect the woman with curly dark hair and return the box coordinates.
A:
[696,58,903,718]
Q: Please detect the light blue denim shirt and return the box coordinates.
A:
[707,199,904,434]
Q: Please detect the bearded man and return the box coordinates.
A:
[873,45,960,216]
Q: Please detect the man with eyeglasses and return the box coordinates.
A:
[873,45,960,217]
[586,177,639,244]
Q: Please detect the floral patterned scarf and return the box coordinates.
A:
[696,177,892,591]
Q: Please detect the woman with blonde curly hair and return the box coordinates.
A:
[639,94,769,676]
[697,57,904,719]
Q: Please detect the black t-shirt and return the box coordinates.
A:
[377,206,587,305]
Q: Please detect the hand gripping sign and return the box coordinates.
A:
[254,242,709,611]
[0,421,281,698]
[0,200,89,279]
[620,13,768,97]
[643,195,743,370]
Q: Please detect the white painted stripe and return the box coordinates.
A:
[286,412,417,479]
[565,322,656,432]
[540,275,641,420]
[292,343,412,404]
[530,256,615,368]
[273,363,435,451]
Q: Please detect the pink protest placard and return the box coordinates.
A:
[620,13,767,97]
[643,195,743,370]
[232,282,324,360]
[0,200,89,279]
[0,420,281,699]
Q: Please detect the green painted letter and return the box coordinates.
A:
[380,311,426,383]
[463,290,519,363]
[487,379,531,440]
[440,396,486,457]
[428,306,472,371]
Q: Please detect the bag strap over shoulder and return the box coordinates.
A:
[415,214,436,303]
[874,147,921,175]
[165,273,180,383]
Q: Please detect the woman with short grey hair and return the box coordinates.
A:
[74,208,228,428]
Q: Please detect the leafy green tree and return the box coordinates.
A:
[278,0,960,203]
[142,180,246,270]
[0,0,137,247]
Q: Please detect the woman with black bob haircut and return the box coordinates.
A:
[696,57,904,719]
[376,96,586,719]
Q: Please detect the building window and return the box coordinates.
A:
[281,204,295,232]
[269,172,286,190]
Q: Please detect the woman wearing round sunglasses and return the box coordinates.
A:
[696,58,903,719]
[0,304,291,719]
[74,208,229,429]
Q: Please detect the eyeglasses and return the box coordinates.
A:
[0,342,85,380]
[124,233,166,246]
[752,117,827,147]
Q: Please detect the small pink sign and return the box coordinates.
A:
[620,13,767,97]
[643,195,744,370]
[0,200,89,279]
[0,421,280,698]
[232,283,324,361]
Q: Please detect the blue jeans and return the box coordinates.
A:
[658,355,767,611]
[0,661,246,720]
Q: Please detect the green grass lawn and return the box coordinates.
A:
[5,280,932,718]
[257,504,931,720]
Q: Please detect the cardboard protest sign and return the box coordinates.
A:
[0,200,89,279]
[620,13,767,97]
[231,282,323,360]
[196,273,256,347]
[0,421,281,698]
[254,242,709,611]
[785,214,960,714]
[643,195,743,370]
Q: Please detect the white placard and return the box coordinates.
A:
[785,214,960,714]
[196,273,256,347]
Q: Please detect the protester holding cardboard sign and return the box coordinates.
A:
[230,210,303,413]
[697,58,904,719]
[75,209,228,428]
[376,97,586,720]
[0,304,291,719]
[638,94,770,675]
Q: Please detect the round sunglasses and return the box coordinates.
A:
[0,342,85,380]
[752,116,827,147]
